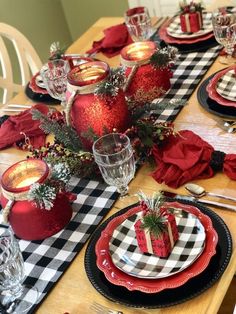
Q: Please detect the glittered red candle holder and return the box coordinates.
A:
[0,159,72,240]
[66,61,131,150]
[121,41,172,105]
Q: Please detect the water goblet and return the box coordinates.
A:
[40,59,70,107]
[212,9,236,64]
[92,133,136,196]
[0,226,38,313]
[124,6,153,42]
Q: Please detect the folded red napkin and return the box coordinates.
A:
[152,130,236,188]
[0,104,49,150]
[86,23,133,58]
[125,6,146,16]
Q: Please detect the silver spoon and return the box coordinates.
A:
[185,183,236,203]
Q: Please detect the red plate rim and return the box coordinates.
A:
[206,66,236,108]
[95,201,218,293]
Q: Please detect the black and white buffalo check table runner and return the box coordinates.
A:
[12,178,118,313]
[2,42,221,313]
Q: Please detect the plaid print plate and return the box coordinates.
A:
[216,67,236,102]
[109,208,205,279]
[167,12,213,39]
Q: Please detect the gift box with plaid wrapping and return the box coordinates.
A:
[134,192,179,258]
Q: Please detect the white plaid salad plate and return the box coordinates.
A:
[109,208,206,279]
[167,12,213,39]
[216,68,236,102]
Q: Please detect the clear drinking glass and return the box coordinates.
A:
[40,59,70,107]
[92,133,136,196]
[212,9,236,64]
[124,6,153,42]
[0,226,38,313]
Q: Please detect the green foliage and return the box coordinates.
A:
[28,183,57,210]
[141,213,167,238]
[31,109,83,152]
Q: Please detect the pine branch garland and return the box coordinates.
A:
[31,109,83,152]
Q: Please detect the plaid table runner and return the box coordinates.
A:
[14,177,118,313]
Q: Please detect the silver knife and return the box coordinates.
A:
[160,190,236,212]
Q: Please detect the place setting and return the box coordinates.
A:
[197,64,236,119]
[158,2,218,53]
[84,191,232,308]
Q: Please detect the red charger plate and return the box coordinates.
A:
[95,201,218,293]
[206,66,236,108]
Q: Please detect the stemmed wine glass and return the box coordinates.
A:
[92,133,136,196]
[124,6,154,42]
[40,59,70,107]
[212,9,236,64]
[0,226,38,313]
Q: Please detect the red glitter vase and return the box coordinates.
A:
[120,41,172,105]
[0,159,73,241]
[66,61,131,150]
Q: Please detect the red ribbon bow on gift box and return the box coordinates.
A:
[151,130,236,188]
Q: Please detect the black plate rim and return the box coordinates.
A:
[84,199,232,309]
[197,71,236,119]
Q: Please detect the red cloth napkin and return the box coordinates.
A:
[125,6,146,16]
[151,130,236,188]
[86,23,133,58]
[0,104,49,150]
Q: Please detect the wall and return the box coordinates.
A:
[0,0,72,63]
[61,0,129,41]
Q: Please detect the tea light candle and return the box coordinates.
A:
[121,41,156,64]
[1,159,49,193]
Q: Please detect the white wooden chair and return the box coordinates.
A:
[0,23,42,104]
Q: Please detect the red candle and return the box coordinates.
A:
[121,41,172,105]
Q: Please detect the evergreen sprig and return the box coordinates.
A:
[138,192,167,239]
[94,67,125,98]
[150,46,178,69]
[31,109,83,152]
[28,183,57,210]
[141,213,167,238]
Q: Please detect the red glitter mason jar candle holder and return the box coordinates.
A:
[0,159,73,241]
[66,61,131,150]
[120,41,172,105]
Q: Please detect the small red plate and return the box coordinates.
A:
[95,201,218,293]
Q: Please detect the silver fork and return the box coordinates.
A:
[90,302,123,314]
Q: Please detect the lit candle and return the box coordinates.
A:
[121,41,156,63]
[1,159,49,193]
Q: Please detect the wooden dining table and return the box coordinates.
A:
[0,14,236,314]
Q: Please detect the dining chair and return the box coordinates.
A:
[0,22,42,104]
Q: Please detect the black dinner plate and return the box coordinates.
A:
[197,72,236,119]
[84,199,232,309]
[25,83,58,104]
